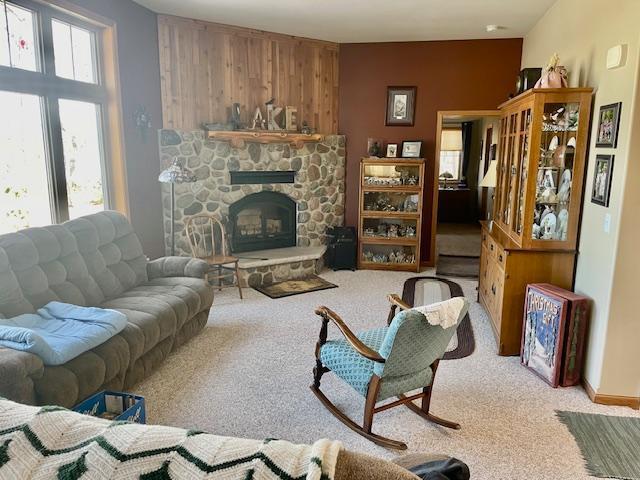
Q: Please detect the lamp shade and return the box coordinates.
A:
[158,159,197,184]
[441,128,463,151]
[479,160,498,188]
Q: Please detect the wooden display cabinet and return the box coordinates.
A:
[479,88,593,355]
[358,158,425,272]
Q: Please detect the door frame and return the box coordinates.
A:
[427,110,500,268]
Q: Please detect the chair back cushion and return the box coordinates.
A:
[0,211,147,318]
[373,297,469,379]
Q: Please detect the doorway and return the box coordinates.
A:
[431,110,501,277]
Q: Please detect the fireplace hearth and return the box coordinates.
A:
[229,192,296,253]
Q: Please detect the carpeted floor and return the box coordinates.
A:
[436,223,481,257]
[135,269,640,479]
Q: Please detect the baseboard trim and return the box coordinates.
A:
[583,378,640,409]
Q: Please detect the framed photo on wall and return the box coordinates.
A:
[591,154,614,207]
[386,86,416,126]
[595,102,622,148]
[401,141,422,158]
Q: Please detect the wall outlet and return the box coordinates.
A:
[603,213,611,233]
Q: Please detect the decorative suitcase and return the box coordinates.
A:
[521,284,590,387]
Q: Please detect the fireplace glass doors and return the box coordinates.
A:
[229,192,296,253]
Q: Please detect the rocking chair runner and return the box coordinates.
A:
[311,294,469,450]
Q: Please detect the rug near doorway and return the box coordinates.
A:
[401,276,475,360]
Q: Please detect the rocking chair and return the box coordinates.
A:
[310,294,469,450]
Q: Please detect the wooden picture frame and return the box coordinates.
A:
[595,102,622,148]
[386,144,398,158]
[591,154,614,207]
[386,86,416,126]
[401,141,422,158]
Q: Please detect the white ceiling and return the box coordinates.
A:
[132,0,556,43]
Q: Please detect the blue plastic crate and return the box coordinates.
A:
[73,390,145,424]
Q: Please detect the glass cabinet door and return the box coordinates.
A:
[531,101,580,241]
[503,112,519,227]
[514,108,532,236]
[495,115,509,223]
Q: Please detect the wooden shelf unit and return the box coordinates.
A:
[206,130,325,149]
[358,158,425,272]
[479,88,593,355]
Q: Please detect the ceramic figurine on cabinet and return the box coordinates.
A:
[388,224,399,237]
[557,169,572,203]
[556,209,569,241]
[535,53,568,89]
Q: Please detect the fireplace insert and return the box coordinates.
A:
[229,192,296,253]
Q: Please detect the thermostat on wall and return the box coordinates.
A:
[607,45,627,70]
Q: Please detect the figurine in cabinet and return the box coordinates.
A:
[557,169,572,203]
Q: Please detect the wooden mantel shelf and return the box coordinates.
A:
[206,130,325,149]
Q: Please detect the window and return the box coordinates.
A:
[439,128,463,182]
[0,0,111,234]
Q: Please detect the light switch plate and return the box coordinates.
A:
[603,213,611,233]
[607,45,627,70]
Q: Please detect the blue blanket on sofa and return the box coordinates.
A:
[0,302,127,365]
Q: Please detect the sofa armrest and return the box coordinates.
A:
[147,256,210,280]
[0,347,44,405]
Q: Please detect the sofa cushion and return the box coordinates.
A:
[65,212,147,301]
[0,226,105,315]
[143,276,213,315]
[100,276,212,355]
[32,334,130,407]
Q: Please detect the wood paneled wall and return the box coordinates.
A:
[158,15,339,133]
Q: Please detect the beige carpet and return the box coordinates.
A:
[135,269,640,479]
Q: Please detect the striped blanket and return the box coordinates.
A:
[0,398,341,479]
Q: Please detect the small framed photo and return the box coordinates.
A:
[386,86,416,126]
[591,154,614,207]
[401,141,422,158]
[386,144,398,158]
[596,102,622,148]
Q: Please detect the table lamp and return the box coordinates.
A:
[479,160,498,226]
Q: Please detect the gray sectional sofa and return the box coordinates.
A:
[0,211,213,407]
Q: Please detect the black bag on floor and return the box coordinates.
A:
[394,454,470,480]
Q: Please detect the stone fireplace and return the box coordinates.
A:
[158,130,346,286]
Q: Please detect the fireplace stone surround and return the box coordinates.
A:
[159,130,346,286]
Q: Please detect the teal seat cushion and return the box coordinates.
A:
[319,327,387,397]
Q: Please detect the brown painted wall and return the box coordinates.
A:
[339,39,523,263]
